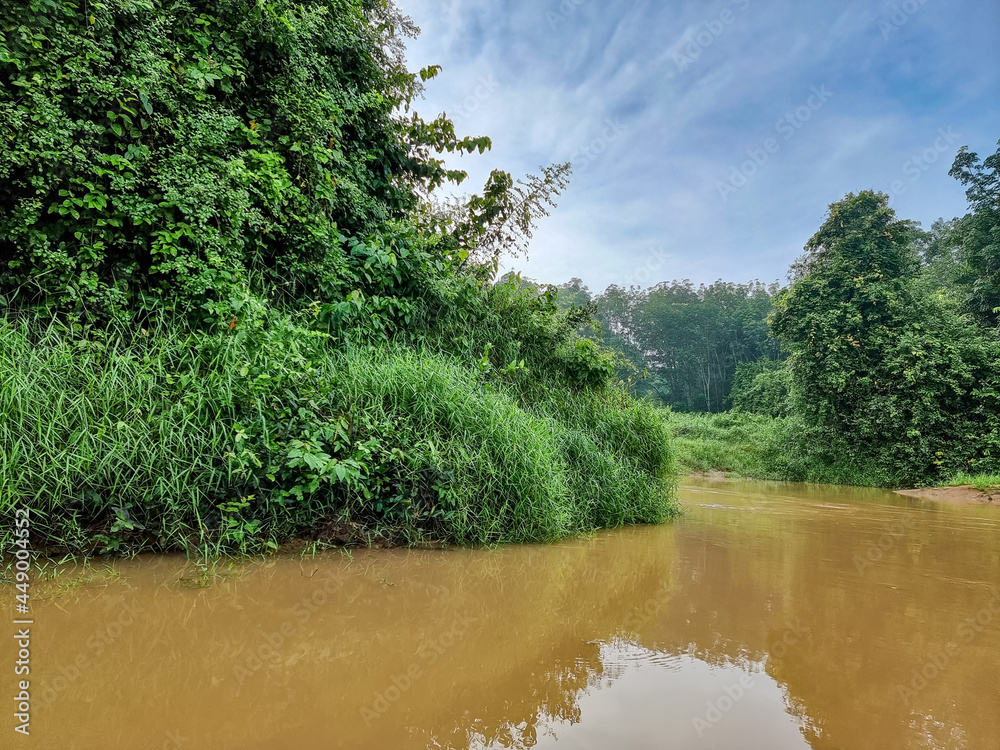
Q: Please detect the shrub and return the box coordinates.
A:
[0,0,463,322]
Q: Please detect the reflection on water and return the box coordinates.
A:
[470,643,810,750]
[2,479,998,749]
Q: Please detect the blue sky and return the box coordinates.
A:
[399,0,1000,292]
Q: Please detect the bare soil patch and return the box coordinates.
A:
[894,485,998,506]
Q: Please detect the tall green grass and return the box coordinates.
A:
[943,472,1000,492]
[0,318,237,553]
[0,315,678,556]
[667,411,904,487]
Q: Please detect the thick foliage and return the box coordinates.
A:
[0,0,679,556]
[0,316,677,554]
[729,358,792,417]
[0,0,493,322]
[771,191,1000,484]
[411,273,620,392]
[949,140,1000,326]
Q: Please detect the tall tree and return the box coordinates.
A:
[949,140,1000,327]
[772,191,998,482]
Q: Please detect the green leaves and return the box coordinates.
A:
[771,190,1000,484]
[0,0,443,323]
[418,64,441,81]
[138,90,153,115]
[282,437,364,501]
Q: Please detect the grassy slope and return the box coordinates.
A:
[0,316,678,556]
[668,411,999,489]
[668,411,901,487]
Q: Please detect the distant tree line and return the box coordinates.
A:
[548,139,1000,484]
[544,278,781,413]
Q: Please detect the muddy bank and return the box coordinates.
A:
[895,484,998,505]
[686,470,731,480]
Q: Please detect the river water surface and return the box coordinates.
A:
[4,479,999,749]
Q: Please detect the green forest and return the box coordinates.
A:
[546,169,1000,488]
[1,0,997,557]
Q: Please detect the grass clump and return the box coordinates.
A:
[329,347,576,544]
[667,411,904,487]
[0,314,679,556]
[944,473,1000,493]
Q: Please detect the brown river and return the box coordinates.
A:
[4,479,999,749]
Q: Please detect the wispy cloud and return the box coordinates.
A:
[402,0,1000,290]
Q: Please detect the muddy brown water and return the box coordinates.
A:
[3,479,999,750]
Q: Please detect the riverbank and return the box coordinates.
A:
[670,411,1000,491]
[686,471,1000,507]
[668,411,887,486]
[895,484,999,506]
[0,315,679,558]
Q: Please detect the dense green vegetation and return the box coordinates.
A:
[669,412,920,487]
[2,1,996,561]
[0,0,678,556]
[551,144,1000,489]
[770,189,1000,485]
[551,278,782,413]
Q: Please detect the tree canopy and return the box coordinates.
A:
[949,141,1000,326]
[770,190,999,482]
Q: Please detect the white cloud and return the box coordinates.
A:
[397,0,999,291]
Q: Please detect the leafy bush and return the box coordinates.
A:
[0,0,486,322]
[771,191,1000,485]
